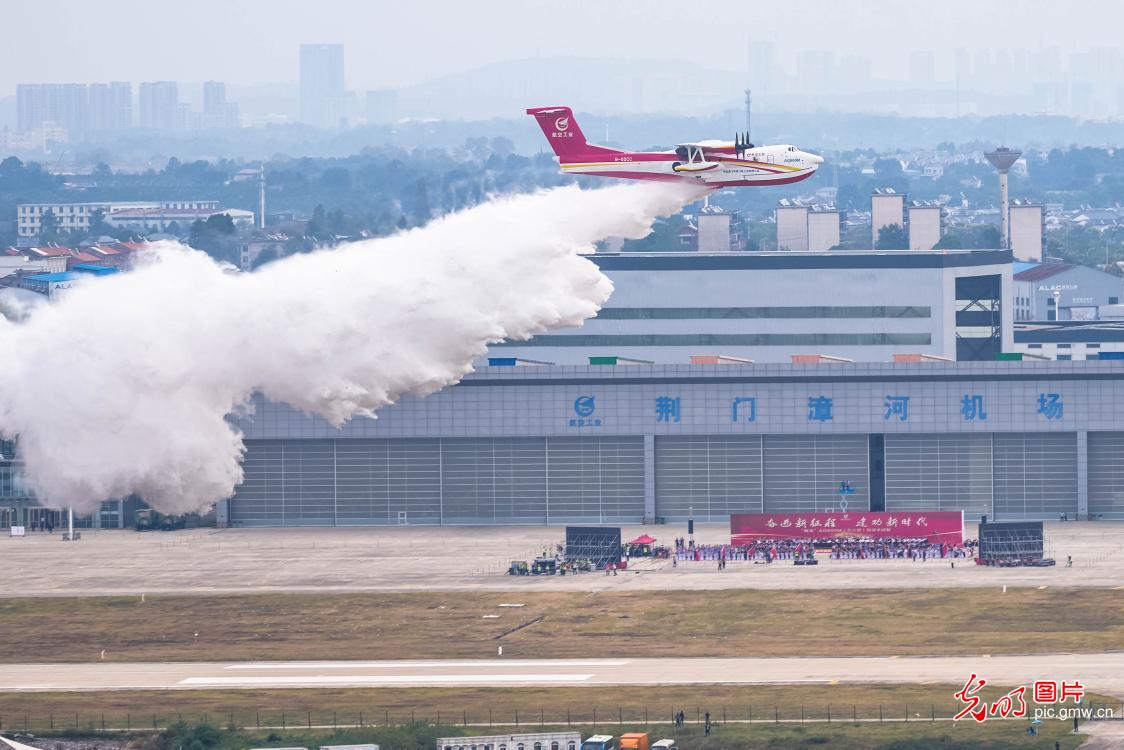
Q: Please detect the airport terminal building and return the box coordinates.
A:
[218,251,1120,528]
[5,250,1124,529]
[220,360,1124,527]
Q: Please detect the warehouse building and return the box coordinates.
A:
[1012,262,1123,321]
[219,361,1124,526]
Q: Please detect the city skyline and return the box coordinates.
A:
[4,0,1124,100]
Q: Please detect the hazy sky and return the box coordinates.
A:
[3,0,1121,94]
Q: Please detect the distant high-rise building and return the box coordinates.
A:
[954,48,971,83]
[16,83,89,135]
[973,49,994,89]
[139,81,180,132]
[797,50,836,93]
[202,81,240,129]
[747,40,776,91]
[88,82,132,131]
[203,81,226,118]
[299,43,346,128]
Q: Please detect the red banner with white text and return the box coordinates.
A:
[730,511,963,545]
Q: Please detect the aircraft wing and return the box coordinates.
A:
[677,140,735,149]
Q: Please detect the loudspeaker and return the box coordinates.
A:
[981,514,988,525]
[688,520,695,534]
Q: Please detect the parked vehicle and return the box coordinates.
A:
[618,733,649,750]
[651,741,678,750]
[531,557,557,575]
[436,731,580,750]
[581,736,616,750]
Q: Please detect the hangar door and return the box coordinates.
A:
[1089,432,1124,520]
[992,433,1077,520]
[655,435,763,521]
[762,435,869,513]
[884,434,992,518]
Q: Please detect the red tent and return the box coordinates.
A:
[629,534,657,545]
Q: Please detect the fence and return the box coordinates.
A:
[2,701,1119,734]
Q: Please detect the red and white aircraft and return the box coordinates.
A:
[527,105,823,188]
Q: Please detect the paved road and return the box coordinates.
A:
[4,522,1124,595]
[3,655,1123,695]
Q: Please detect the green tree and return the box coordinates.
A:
[976,224,1001,248]
[88,208,109,237]
[188,214,239,263]
[875,223,909,250]
[0,156,24,184]
[38,210,61,243]
[934,233,963,249]
[203,213,236,235]
[874,158,903,179]
[307,204,327,237]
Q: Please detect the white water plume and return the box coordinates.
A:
[0,182,704,514]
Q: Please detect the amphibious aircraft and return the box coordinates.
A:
[527,105,823,188]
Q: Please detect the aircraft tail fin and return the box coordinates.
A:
[526,106,616,159]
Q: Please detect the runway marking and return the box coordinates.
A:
[181,674,595,686]
[225,660,629,670]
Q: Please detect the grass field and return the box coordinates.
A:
[28,721,1095,750]
[223,722,1090,750]
[2,588,1122,663]
[0,683,1112,742]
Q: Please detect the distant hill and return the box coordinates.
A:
[388,57,748,120]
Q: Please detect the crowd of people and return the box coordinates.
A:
[671,535,976,564]
[825,537,974,560]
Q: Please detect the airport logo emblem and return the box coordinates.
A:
[554,116,569,132]
[573,395,596,417]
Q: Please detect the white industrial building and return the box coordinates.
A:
[774,200,809,252]
[16,200,219,237]
[1009,200,1045,262]
[907,201,941,250]
[106,207,255,232]
[807,208,843,251]
[695,204,744,252]
[871,188,906,245]
[776,202,842,252]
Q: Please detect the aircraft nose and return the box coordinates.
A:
[809,153,824,165]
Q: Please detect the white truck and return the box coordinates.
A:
[436,731,581,750]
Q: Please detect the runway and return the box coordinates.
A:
[3,655,1123,695]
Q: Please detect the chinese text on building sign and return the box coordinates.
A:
[730,512,964,545]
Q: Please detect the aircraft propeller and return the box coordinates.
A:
[734,132,755,158]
